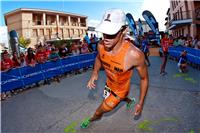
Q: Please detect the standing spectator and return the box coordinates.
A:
[160,32,170,75]
[193,35,200,49]
[48,48,61,82]
[26,47,36,67]
[59,43,68,58]
[12,51,21,68]
[173,38,179,47]
[185,36,193,47]
[1,51,14,71]
[84,33,91,49]
[71,42,80,55]
[178,36,185,46]
[19,52,27,67]
[35,45,47,64]
[45,44,52,59]
[81,39,89,54]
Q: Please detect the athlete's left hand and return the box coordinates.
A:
[134,103,143,116]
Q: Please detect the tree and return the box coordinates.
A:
[19,36,31,48]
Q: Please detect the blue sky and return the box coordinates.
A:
[0,0,169,31]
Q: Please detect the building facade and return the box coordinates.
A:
[166,0,200,38]
[4,8,88,48]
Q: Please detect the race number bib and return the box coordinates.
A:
[103,88,110,99]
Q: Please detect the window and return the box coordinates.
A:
[32,29,38,37]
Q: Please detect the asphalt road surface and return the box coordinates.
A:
[1,57,200,133]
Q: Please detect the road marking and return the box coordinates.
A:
[137,117,178,132]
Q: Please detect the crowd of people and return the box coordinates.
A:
[0,34,99,100]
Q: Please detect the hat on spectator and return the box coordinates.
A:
[95,9,126,35]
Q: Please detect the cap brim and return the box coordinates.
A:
[95,21,122,35]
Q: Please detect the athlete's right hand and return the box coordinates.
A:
[87,72,98,89]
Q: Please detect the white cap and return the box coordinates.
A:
[95,9,126,35]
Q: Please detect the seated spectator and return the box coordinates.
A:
[26,47,36,67]
[59,43,68,58]
[19,52,27,67]
[1,51,14,71]
[35,45,47,64]
[81,39,89,54]
[177,50,188,73]
[12,51,20,68]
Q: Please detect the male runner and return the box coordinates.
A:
[81,9,149,128]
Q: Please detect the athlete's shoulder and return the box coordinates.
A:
[128,42,143,57]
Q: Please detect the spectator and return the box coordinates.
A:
[1,51,14,71]
[19,52,27,67]
[26,47,36,67]
[59,43,68,58]
[71,42,80,55]
[12,51,20,68]
[192,35,200,49]
[71,42,81,74]
[48,48,61,82]
[45,44,52,59]
[178,36,185,46]
[185,36,193,47]
[177,50,188,73]
[84,32,91,48]
[81,39,89,54]
[35,45,47,64]
[173,38,179,46]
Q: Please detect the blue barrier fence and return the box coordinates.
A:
[0,53,97,93]
[168,46,200,65]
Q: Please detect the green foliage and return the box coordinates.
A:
[19,36,31,48]
[52,39,72,49]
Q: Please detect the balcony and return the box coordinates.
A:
[168,10,193,30]
[32,20,43,26]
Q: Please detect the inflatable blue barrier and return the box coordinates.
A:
[169,46,200,65]
[0,53,97,92]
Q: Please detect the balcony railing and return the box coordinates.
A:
[169,10,194,26]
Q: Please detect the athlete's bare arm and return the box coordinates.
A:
[87,44,102,89]
[125,44,149,115]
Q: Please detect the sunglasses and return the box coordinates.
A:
[103,33,119,39]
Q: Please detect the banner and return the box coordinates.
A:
[138,18,144,36]
[126,13,139,45]
[142,10,160,45]
[0,53,97,92]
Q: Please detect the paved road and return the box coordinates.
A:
[1,57,200,133]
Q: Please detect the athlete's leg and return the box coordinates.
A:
[90,94,120,122]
